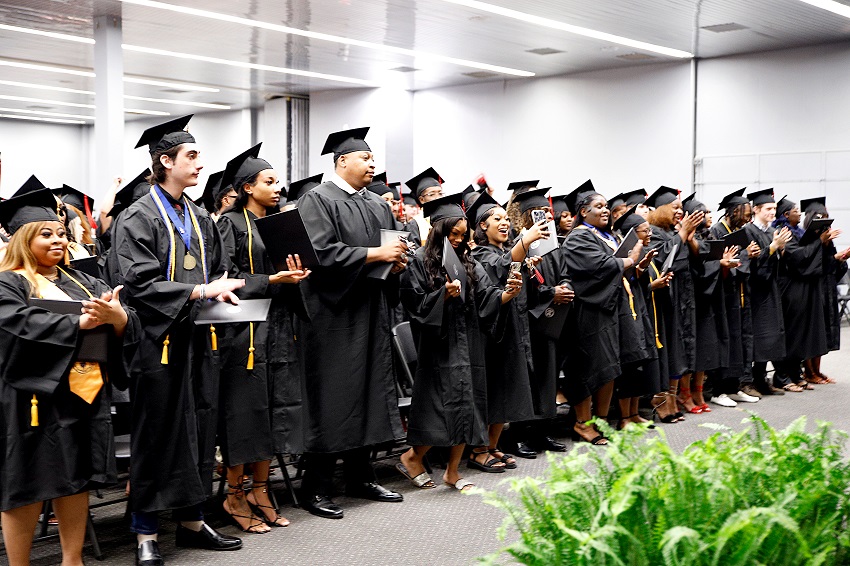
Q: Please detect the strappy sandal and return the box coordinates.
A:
[247,480,290,527]
[692,385,711,412]
[783,383,804,393]
[651,394,678,424]
[223,482,269,534]
[571,420,608,445]
[466,449,506,473]
[395,462,436,489]
[677,387,703,414]
[796,380,816,391]
[488,448,517,469]
[627,413,656,429]
[445,478,475,491]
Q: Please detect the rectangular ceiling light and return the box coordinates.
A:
[438,0,693,59]
[0,59,95,77]
[124,77,219,92]
[0,94,94,109]
[0,106,94,120]
[0,23,94,44]
[124,108,171,116]
[796,0,850,18]
[125,94,230,109]
[120,0,535,77]
[0,113,87,124]
[0,79,94,95]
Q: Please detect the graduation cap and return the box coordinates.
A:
[747,188,774,206]
[56,184,95,215]
[194,170,225,214]
[609,188,647,209]
[613,204,647,234]
[645,186,680,209]
[681,192,706,214]
[110,169,152,217]
[775,195,795,217]
[405,167,443,198]
[565,180,597,215]
[13,175,47,198]
[286,173,323,201]
[401,188,418,207]
[135,114,195,154]
[718,187,749,211]
[365,172,391,197]
[799,196,826,215]
[506,180,539,194]
[385,182,401,201]
[321,127,370,160]
[466,191,500,225]
[422,191,465,223]
[514,187,551,213]
[0,188,61,234]
[223,143,273,195]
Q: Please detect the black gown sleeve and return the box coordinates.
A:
[563,228,624,312]
[216,213,271,299]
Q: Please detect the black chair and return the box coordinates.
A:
[391,321,417,402]
[837,273,850,325]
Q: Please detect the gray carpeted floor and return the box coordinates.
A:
[9,325,850,565]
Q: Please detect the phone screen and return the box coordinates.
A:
[531,210,547,224]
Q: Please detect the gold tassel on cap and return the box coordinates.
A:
[31,394,39,427]
[623,278,637,320]
[210,325,217,351]
[161,335,170,365]
[247,322,255,370]
[740,283,745,308]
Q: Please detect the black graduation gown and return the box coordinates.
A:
[400,248,504,446]
[617,256,657,398]
[295,182,404,453]
[562,226,624,403]
[113,192,231,513]
[743,223,787,362]
[821,242,847,352]
[709,222,753,383]
[217,209,308,464]
[0,269,140,511]
[778,232,828,360]
[645,226,696,376]
[471,244,536,424]
[691,238,730,372]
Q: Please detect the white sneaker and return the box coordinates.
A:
[710,393,737,407]
[731,390,760,403]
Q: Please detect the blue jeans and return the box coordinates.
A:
[130,504,204,535]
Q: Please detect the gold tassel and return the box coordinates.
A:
[740,282,745,308]
[247,322,255,370]
[651,293,664,349]
[30,394,39,426]
[623,278,637,320]
[161,335,170,365]
[210,325,217,351]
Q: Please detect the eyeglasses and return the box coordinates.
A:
[421,190,442,199]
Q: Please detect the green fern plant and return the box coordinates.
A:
[481,415,850,566]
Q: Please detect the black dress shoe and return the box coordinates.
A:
[174,524,242,551]
[303,494,344,519]
[346,482,404,503]
[527,436,567,452]
[514,442,538,459]
[136,540,163,566]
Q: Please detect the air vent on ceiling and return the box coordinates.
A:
[160,88,190,94]
[616,52,657,61]
[462,71,499,79]
[266,81,296,89]
[26,105,52,110]
[527,47,563,55]
[390,66,419,73]
[701,23,749,33]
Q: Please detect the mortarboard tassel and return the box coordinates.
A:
[650,264,664,349]
[740,282,745,308]
[210,325,217,351]
[31,394,39,426]
[247,322,255,370]
[161,335,170,364]
[622,278,637,320]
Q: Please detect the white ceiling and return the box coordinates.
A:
[1,0,850,122]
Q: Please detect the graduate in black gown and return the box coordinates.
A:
[0,187,139,566]
[280,173,323,212]
[113,115,246,564]
[295,127,407,519]
[644,186,702,420]
[707,189,765,404]
[404,168,444,246]
[795,197,849,383]
[563,190,642,445]
[612,206,662,429]
[216,144,311,533]
[98,169,151,287]
[774,195,834,388]
[397,193,510,491]
[743,189,794,392]
[469,193,547,471]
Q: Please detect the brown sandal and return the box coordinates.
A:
[224,482,270,533]
[247,481,290,527]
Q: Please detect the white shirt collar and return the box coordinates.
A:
[330,172,358,195]
[752,218,769,232]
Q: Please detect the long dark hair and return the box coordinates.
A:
[423,217,479,301]
[222,171,279,216]
[472,208,496,246]
[726,203,748,230]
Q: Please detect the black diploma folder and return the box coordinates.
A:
[724,228,752,249]
[659,243,678,275]
[194,299,272,325]
[442,237,467,303]
[31,299,109,363]
[525,220,559,257]
[615,227,640,259]
[69,256,99,278]
[800,218,834,245]
[368,229,411,280]
[253,209,321,270]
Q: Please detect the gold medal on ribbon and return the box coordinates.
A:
[183,253,197,270]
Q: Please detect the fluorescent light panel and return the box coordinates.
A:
[0,114,86,124]
[0,23,94,44]
[124,108,171,116]
[124,77,219,92]
[0,106,94,120]
[796,0,850,18]
[0,94,94,109]
[0,59,94,77]
[125,94,230,109]
[120,0,535,77]
[438,0,693,59]
[0,79,94,95]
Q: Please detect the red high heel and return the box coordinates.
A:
[693,385,711,412]
[678,386,703,414]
